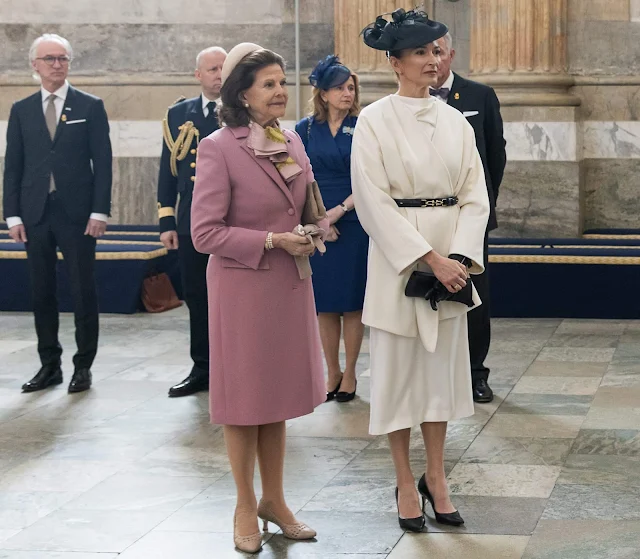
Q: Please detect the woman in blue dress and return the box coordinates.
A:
[296,55,368,403]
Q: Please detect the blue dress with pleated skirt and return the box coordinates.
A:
[295,115,368,313]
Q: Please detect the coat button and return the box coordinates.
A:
[191,176,196,182]
[287,208,295,216]
[190,149,197,155]
[190,162,196,168]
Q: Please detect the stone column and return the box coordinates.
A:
[469,0,579,106]
[334,0,419,104]
[468,0,584,238]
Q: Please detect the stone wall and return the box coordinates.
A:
[1,0,639,236]
[479,0,640,236]
[568,0,640,232]
[0,0,334,225]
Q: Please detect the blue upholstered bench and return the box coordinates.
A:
[489,239,640,319]
[583,228,640,240]
[0,240,180,314]
[0,225,161,243]
[0,223,158,233]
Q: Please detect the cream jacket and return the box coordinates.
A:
[351,94,490,352]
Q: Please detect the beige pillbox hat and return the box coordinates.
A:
[221,42,263,86]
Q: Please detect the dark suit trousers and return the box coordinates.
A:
[178,234,209,376]
[468,233,491,382]
[25,194,99,369]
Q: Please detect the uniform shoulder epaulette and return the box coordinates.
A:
[162,95,200,177]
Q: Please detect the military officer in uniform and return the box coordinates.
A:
[157,46,227,397]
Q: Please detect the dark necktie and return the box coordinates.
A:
[206,101,216,121]
[429,87,450,101]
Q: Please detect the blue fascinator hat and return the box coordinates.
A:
[309,55,352,90]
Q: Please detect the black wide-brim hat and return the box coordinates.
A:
[362,8,448,52]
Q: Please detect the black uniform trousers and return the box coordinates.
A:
[24,194,99,370]
[468,232,491,383]
[177,234,209,376]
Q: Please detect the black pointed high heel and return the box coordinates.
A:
[395,487,426,532]
[325,376,342,402]
[418,474,464,526]
[336,380,357,403]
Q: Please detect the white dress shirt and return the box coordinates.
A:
[42,80,69,123]
[431,71,455,102]
[6,81,108,229]
[201,94,220,118]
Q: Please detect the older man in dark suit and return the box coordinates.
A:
[431,32,507,403]
[3,33,112,394]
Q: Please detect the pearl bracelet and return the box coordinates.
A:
[265,232,274,250]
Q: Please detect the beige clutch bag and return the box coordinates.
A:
[302,180,327,225]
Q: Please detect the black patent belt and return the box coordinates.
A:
[394,196,458,208]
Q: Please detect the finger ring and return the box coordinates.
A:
[454,284,461,291]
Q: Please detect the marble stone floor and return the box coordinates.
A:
[0,308,639,558]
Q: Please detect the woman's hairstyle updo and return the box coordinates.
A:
[218,49,286,128]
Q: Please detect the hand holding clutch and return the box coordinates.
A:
[421,253,474,310]
[405,268,474,311]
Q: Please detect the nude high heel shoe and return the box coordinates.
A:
[257,500,317,540]
[233,511,262,553]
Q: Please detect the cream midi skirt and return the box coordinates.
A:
[368,315,475,435]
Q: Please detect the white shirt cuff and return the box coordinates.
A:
[6,217,23,228]
[89,213,108,222]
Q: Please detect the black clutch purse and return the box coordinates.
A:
[405,271,474,311]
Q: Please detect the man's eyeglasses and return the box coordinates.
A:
[36,56,71,66]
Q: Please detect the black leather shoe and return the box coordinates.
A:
[418,474,464,526]
[22,364,63,393]
[395,487,426,532]
[69,368,92,393]
[168,370,209,398]
[472,379,494,403]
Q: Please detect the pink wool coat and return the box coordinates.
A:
[191,125,328,425]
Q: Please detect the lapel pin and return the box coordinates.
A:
[454,92,460,100]
[65,107,72,111]
[61,114,67,122]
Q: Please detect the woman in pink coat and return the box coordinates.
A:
[191,43,327,553]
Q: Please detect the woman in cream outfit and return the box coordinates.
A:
[351,9,489,531]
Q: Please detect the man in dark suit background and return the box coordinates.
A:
[432,32,507,403]
[158,46,226,397]
[3,34,112,394]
